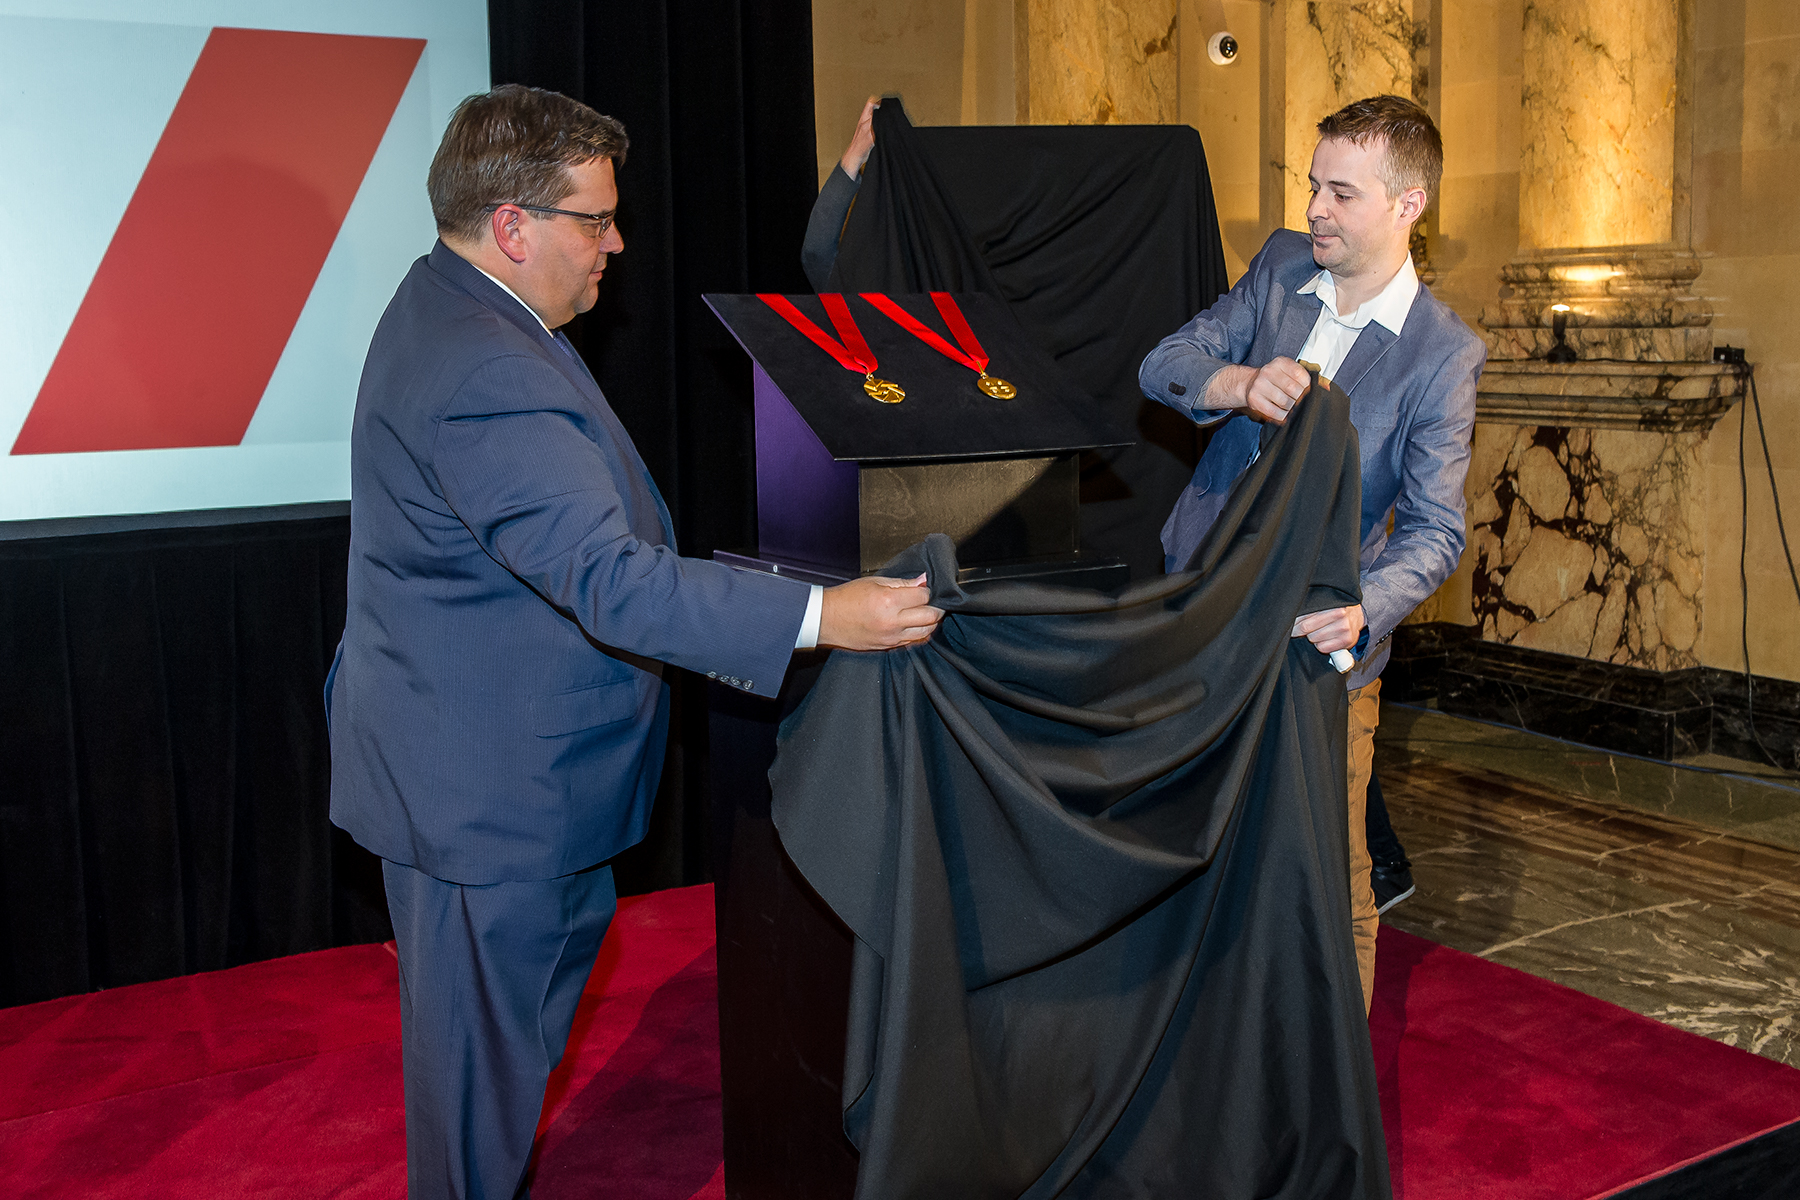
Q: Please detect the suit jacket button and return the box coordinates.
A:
[1167,381,1187,396]
[707,671,718,679]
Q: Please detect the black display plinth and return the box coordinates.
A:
[706,290,1134,1197]
[708,670,858,1200]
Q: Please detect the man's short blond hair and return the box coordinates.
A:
[1317,95,1442,207]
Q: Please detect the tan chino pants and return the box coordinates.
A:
[1346,678,1382,1013]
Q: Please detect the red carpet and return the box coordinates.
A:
[0,884,724,1199]
[4,886,1799,1197]
[1370,924,1800,1198]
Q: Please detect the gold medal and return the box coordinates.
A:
[976,372,1017,400]
[759,293,907,408]
[863,374,906,404]
[860,293,1019,402]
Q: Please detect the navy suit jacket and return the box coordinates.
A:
[328,242,810,884]
[1139,229,1485,688]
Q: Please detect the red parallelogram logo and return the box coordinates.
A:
[10,27,424,455]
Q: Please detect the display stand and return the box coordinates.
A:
[703,292,1130,1197]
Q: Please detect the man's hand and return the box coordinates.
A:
[818,573,942,651]
[1291,604,1365,655]
[1208,356,1312,424]
[840,96,878,180]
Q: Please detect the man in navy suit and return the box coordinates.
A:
[1140,95,1485,1011]
[327,85,941,1199]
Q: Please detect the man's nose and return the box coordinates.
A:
[603,225,624,255]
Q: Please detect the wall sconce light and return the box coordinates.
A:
[1547,303,1578,363]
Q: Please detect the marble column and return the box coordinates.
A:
[1272,0,1437,280]
[1468,0,1746,672]
[1280,0,1425,230]
[1016,0,1178,125]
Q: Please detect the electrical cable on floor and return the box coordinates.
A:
[1738,364,1800,777]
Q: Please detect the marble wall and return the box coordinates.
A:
[1693,1,1800,683]
[807,0,1800,682]
[1282,0,1424,230]
[1467,423,1705,670]
[1518,0,1678,250]
[1020,0,1178,125]
[1177,0,1265,278]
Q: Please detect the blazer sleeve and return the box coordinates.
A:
[1358,339,1483,644]
[1137,239,1275,428]
[802,164,861,292]
[432,352,809,698]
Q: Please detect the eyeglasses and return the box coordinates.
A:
[488,202,615,238]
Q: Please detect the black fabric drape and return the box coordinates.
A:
[829,102,1230,581]
[0,5,818,1008]
[770,380,1390,1198]
[489,0,818,895]
[0,518,388,1008]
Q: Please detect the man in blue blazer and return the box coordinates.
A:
[1140,96,1485,1011]
[327,85,941,1200]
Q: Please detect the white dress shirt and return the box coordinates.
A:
[473,265,825,648]
[1294,254,1419,384]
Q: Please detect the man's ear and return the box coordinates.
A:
[490,204,529,265]
[1397,186,1428,228]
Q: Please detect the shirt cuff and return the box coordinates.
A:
[794,584,824,650]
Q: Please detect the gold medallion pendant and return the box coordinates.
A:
[976,372,1017,400]
[864,374,906,404]
[757,293,907,409]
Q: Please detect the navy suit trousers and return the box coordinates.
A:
[382,860,617,1200]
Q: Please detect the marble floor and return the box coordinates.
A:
[1374,703,1800,1069]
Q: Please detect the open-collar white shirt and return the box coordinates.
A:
[1294,253,1419,385]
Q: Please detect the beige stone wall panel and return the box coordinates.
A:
[811,0,970,184]
[1691,7,1800,681]
[1179,0,1266,278]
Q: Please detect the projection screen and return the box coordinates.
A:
[0,0,488,527]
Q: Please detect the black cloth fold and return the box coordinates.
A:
[769,378,1390,1199]
[826,101,1231,580]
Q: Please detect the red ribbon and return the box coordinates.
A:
[757,293,879,375]
[861,292,990,374]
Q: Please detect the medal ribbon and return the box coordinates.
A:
[757,293,879,375]
[860,292,990,374]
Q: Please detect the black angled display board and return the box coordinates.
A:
[704,292,1128,462]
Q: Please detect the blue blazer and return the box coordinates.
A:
[328,242,810,884]
[1139,229,1485,688]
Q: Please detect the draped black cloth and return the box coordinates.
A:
[827,102,1231,581]
[769,380,1390,1199]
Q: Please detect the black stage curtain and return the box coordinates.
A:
[771,381,1387,1198]
[0,518,386,1008]
[489,0,819,895]
[829,102,1231,580]
[0,4,817,1008]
